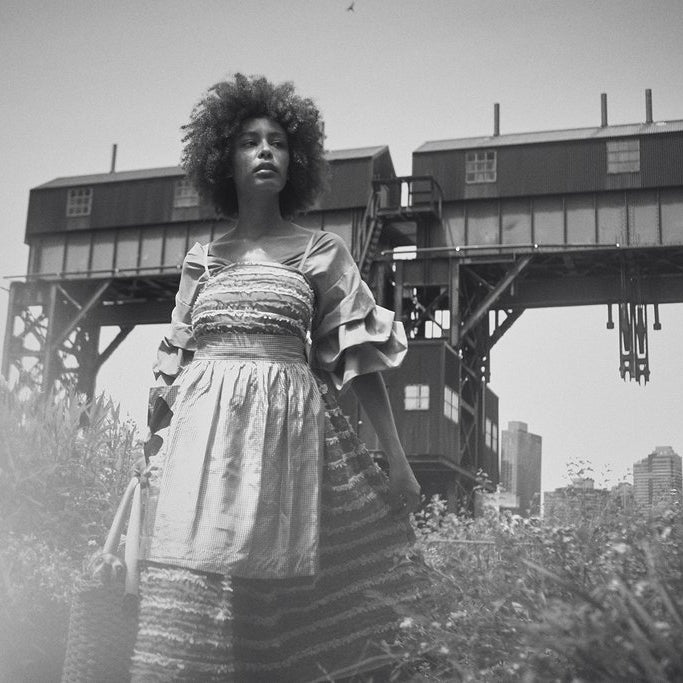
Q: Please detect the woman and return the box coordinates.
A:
[133,74,421,682]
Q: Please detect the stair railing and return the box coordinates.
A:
[355,187,381,270]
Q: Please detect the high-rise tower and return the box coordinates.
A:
[633,447,682,507]
[499,421,542,515]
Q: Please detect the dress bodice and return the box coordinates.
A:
[191,261,315,343]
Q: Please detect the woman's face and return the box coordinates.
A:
[231,117,290,199]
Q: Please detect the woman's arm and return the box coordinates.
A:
[351,371,421,513]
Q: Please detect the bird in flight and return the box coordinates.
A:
[347,2,355,11]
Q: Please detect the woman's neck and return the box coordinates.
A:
[233,196,286,240]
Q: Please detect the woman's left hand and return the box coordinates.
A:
[387,462,421,515]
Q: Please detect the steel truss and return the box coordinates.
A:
[385,254,531,492]
[2,274,179,397]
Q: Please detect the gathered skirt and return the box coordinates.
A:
[131,382,418,682]
[145,336,324,578]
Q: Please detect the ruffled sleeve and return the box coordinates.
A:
[308,232,407,389]
[153,242,205,381]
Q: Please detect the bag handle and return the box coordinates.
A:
[103,476,139,556]
[90,475,143,596]
[123,480,142,596]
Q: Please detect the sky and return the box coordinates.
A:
[2,0,683,493]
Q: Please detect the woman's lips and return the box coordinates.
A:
[254,164,277,174]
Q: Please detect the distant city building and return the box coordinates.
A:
[570,476,595,490]
[544,478,610,522]
[499,421,542,515]
[633,446,682,507]
[611,481,635,510]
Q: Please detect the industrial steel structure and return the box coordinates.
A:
[4,90,683,505]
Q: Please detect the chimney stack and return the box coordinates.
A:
[645,89,653,124]
[110,143,118,173]
[600,93,608,127]
[493,102,500,137]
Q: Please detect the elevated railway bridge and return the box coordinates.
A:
[4,91,683,505]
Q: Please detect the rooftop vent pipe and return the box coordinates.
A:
[645,89,653,124]
[110,143,118,173]
[493,103,500,136]
[601,93,608,127]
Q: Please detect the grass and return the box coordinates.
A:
[1,382,681,681]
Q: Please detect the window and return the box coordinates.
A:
[443,385,459,422]
[485,418,498,451]
[466,150,496,183]
[66,187,93,217]
[174,178,200,208]
[425,309,451,339]
[404,384,430,410]
[607,139,640,174]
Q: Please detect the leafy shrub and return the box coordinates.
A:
[0,383,140,682]
[393,491,683,681]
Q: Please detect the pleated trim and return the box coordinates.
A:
[132,652,234,676]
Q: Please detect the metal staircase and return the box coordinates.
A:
[354,176,443,281]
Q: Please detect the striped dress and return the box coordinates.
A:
[132,232,418,681]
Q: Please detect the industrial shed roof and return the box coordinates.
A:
[35,166,184,189]
[34,146,390,190]
[415,119,683,154]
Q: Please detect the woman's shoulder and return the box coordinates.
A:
[181,241,207,271]
[294,227,350,261]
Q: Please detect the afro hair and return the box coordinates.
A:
[181,73,329,218]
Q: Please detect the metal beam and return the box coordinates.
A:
[48,280,112,353]
[42,283,60,392]
[95,325,135,372]
[489,309,524,348]
[1,282,19,378]
[449,260,461,347]
[458,255,532,343]
[498,273,683,309]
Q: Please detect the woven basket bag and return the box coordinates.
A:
[61,476,143,683]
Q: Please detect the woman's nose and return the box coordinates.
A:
[258,142,273,158]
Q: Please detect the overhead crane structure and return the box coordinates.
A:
[4,91,683,504]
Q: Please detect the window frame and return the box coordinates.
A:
[66,187,93,217]
[485,418,498,451]
[465,150,497,184]
[404,383,430,411]
[443,385,459,423]
[173,178,200,208]
[606,139,640,174]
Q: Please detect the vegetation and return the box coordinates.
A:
[0,381,681,681]
[394,491,683,681]
[0,382,138,682]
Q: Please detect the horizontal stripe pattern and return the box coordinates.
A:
[130,567,234,682]
[133,382,420,682]
[193,263,314,342]
[231,389,418,681]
